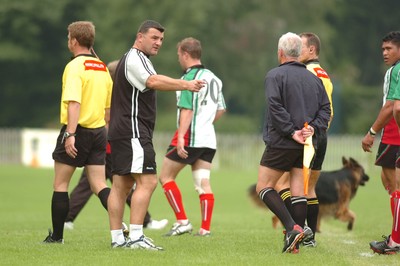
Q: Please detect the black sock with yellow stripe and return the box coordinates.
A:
[306,197,319,236]
[279,188,292,214]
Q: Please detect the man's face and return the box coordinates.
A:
[277,48,282,63]
[138,28,164,56]
[177,47,187,70]
[298,37,310,63]
[382,41,400,66]
[67,32,74,53]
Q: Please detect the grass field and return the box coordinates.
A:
[1,163,398,266]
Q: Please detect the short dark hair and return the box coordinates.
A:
[68,21,95,49]
[137,20,165,34]
[382,31,400,47]
[300,32,321,55]
[177,37,202,59]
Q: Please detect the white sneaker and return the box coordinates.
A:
[164,222,193,236]
[64,221,74,230]
[111,241,127,248]
[194,228,211,237]
[126,235,163,251]
[146,219,169,230]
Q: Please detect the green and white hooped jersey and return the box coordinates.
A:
[173,66,225,149]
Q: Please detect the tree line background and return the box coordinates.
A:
[0,0,399,134]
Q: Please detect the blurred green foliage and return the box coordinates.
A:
[0,0,398,134]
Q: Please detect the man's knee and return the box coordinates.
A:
[192,169,211,194]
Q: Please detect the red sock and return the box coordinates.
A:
[200,193,214,231]
[163,181,187,220]
[391,190,400,243]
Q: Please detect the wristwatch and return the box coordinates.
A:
[63,131,76,138]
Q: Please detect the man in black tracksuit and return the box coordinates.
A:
[256,32,331,253]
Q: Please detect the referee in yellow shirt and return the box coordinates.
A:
[43,21,112,244]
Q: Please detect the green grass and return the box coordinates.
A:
[0,164,398,265]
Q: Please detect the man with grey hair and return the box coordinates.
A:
[255,32,330,253]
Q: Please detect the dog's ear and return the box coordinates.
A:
[349,157,357,166]
[342,156,348,166]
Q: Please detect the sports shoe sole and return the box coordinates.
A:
[284,232,304,253]
[370,245,399,255]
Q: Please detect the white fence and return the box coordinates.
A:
[0,128,21,165]
[0,128,377,172]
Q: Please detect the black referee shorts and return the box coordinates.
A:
[260,147,303,171]
[52,125,106,167]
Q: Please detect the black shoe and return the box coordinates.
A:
[282,225,304,253]
[302,225,314,242]
[370,235,400,255]
[303,239,317,247]
[43,229,64,244]
[302,225,316,247]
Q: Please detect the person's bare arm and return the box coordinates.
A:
[104,108,110,129]
[371,100,394,132]
[146,74,204,92]
[213,109,226,123]
[362,100,393,152]
[65,101,80,158]
[66,101,80,134]
[176,108,193,159]
[393,100,400,128]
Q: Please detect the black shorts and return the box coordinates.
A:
[311,131,327,170]
[110,138,157,175]
[52,125,106,167]
[260,147,303,171]
[375,143,399,168]
[396,147,400,168]
[165,146,216,165]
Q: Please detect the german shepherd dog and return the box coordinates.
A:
[248,157,369,232]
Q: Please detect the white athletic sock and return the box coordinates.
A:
[389,236,400,247]
[111,229,125,244]
[129,224,143,240]
[177,219,189,225]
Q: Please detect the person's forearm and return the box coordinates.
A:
[213,109,226,123]
[104,108,110,128]
[177,109,193,139]
[371,100,394,132]
[146,74,187,91]
[67,101,80,132]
